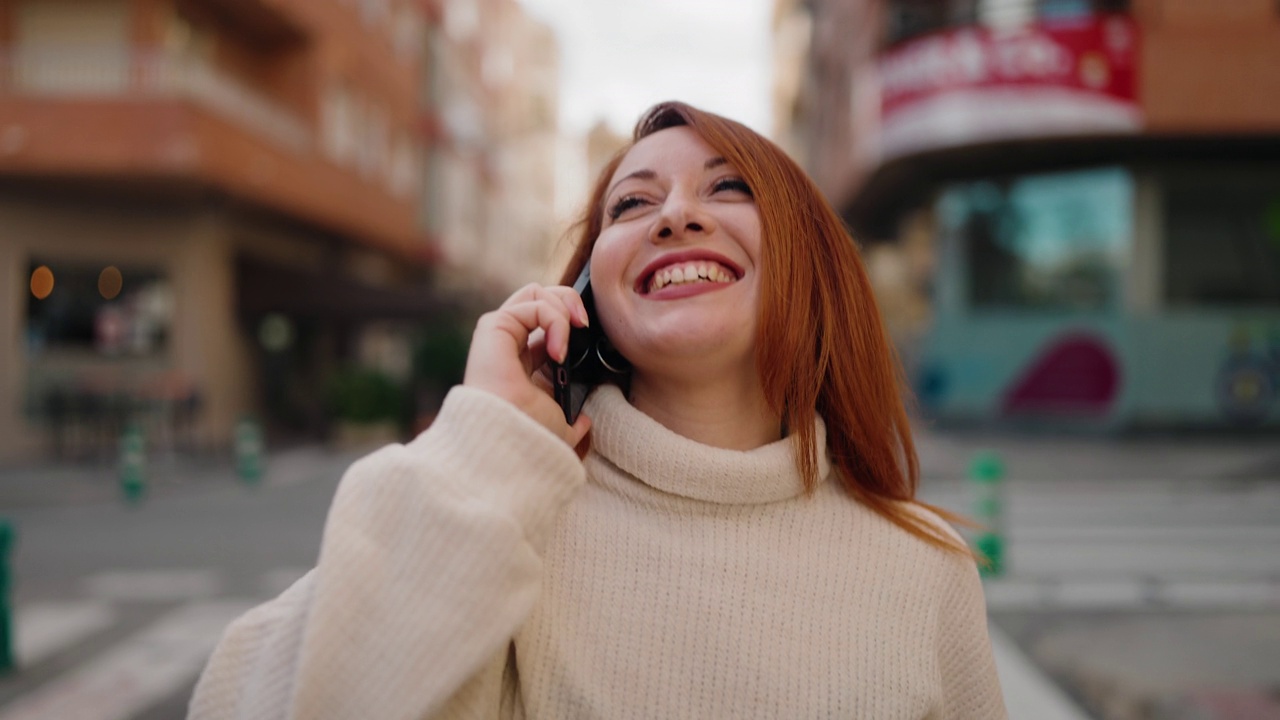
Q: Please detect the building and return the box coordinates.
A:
[420,0,561,302]
[784,0,1280,430]
[0,0,447,463]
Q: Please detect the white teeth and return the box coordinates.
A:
[647,261,736,292]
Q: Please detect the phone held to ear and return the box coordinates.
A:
[551,264,628,424]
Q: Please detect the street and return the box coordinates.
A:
[0,448,355,720]
[0,435,1277,720]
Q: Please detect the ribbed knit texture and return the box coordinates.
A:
[190,384,1006,720]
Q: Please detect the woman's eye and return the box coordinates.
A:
[608,196,648,220]
[714,177,753,197]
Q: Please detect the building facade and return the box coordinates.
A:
[419,0,560,302]
[784,0,1280,430]
[0,0,446,462]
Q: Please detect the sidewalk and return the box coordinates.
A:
[912,423,1280,484]
[0,445,368,509]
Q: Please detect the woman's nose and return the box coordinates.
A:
[652,192,717,242]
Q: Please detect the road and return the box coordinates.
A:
[0,449,353,720]
[0,437,1277,720]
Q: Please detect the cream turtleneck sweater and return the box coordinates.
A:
[190,385,1006,719]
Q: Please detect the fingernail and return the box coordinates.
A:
[579,307,590,326]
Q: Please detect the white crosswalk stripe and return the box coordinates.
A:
[921,477,1280,610]
[83,569,222,603]
[15,602,116,668]
[0,601,254,720]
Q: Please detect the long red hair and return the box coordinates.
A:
[560,102,969,556]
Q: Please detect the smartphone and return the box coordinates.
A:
[551,263,624,424]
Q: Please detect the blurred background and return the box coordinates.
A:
[0,0,1277,718]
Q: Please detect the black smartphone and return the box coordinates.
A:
[551,263,625,424]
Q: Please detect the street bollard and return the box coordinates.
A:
[119,422,147,504]
[968,451,1005,577]
[0,519,13,674]
[235,416,265,485]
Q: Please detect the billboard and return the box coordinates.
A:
[862,14,1141,164]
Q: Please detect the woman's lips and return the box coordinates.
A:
[636,251,743,295]
[646,260,737,294]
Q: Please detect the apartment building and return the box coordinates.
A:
[782,0,1280,430]
[0,0,442,462]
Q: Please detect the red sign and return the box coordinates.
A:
[868,14,1141,162]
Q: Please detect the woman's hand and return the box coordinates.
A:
[463,283,593,449]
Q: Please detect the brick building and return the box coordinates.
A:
[0,0,446,462]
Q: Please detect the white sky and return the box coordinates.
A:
[516,0,774,137]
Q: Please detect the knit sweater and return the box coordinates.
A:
[190,384,1006,720]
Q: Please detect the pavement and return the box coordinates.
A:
[1,427,1278,720]
[911,425,1280,720]
[0,445,370,510]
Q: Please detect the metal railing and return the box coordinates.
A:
[0,45,311,152]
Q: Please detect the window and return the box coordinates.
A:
[14,0,130,94]
[1164,170,1280,307]
[26,261,172,357]
[938,167,1133,312]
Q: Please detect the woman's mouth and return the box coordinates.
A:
[644,261,739,294]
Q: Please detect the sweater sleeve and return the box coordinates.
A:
[935,553,1008,720]
[188,385,587,720]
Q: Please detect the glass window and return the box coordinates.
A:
[938,167,1133,312]
[14,0,130,94]
[26,261,172,357]
[1164,170,1280,307]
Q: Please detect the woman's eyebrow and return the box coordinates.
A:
[606,158,730,198]
[606,169,656,199]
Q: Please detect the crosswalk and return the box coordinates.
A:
[0,602,254,720]
[3,476,1278,720]
[920,476,1280,612]
[0,568,308,720]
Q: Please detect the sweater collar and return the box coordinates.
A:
[583,385,831,505]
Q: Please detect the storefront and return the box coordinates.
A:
[841,5,1280,429]
[916,164,1280,428]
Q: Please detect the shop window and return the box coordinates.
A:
[1165,171,1280,307]
[938,167,1133,312]
[26,261,172,357]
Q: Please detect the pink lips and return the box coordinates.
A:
[635,250,744,295]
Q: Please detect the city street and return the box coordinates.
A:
[0,433,1277,720]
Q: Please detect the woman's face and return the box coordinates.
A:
[589,126,763,378]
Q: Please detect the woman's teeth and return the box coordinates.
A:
[648,262,736,293]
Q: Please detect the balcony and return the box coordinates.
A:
[2,45,310,152]
[0,46,424,259]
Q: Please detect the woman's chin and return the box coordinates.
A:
[622,327,756,375]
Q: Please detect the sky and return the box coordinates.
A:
[516,0,774,137]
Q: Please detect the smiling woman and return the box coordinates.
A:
[190,102,1007,720]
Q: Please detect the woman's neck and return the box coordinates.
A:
[627,370,781,451]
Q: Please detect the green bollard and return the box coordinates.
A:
[968,451,1005,577]
[0,519,15,673]
[119,422,147,504]
[234,416,264,485]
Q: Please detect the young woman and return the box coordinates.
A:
[190,102,1006,719]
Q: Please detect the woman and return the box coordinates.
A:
[190,102,1006,719]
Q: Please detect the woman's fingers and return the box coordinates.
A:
[462,283,594,451]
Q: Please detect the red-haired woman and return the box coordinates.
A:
[191,102,1007,719]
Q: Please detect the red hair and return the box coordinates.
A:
[560,102,970,556]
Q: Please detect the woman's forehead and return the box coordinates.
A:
[612,126,719,178]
